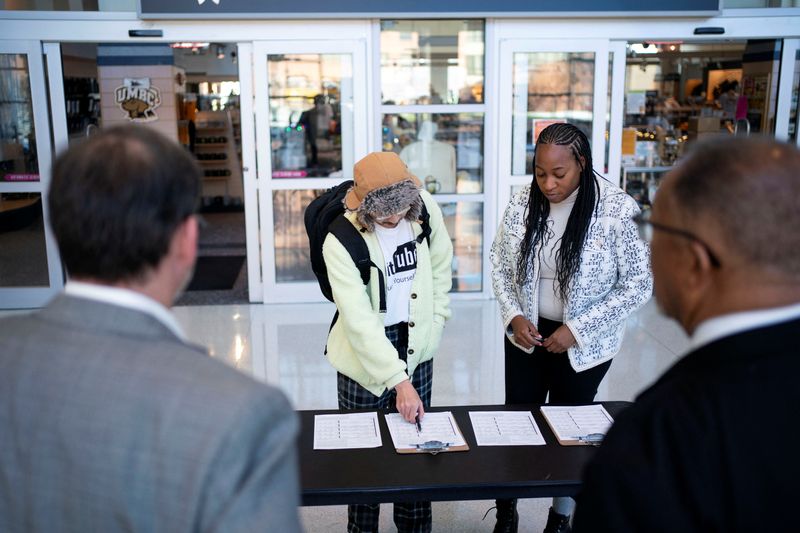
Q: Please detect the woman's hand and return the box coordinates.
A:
[510,315,544,351]
[542,325,576,353]
[394,379,424,423]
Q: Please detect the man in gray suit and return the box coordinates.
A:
[0,125,302,532]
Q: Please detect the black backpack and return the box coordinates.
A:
[304,179,431,316]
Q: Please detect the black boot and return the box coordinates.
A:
[542,506,571,533]
[492,498,518,533]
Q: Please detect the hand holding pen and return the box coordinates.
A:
[395,379,425,423]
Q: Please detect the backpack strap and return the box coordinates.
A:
[416,202,432,247]
[328,215,387,313]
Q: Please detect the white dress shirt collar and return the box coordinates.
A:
[64,281,186,342]
[690,301,800,351]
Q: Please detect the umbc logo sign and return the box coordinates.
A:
[115,78,162,123]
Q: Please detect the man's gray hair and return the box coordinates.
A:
[669,135,800,279]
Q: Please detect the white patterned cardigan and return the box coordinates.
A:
[490,177,653,372]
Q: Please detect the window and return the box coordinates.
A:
[380,20,487,293]
[380,19,484,105]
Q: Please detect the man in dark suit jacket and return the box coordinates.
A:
[0,125,302,532]
[573,136,800,532]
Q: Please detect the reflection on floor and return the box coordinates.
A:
[167,297,688,532]
[0,297,687,530]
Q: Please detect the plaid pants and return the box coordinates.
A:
[337,321,433,533]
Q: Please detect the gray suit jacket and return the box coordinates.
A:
[0,295,302,532]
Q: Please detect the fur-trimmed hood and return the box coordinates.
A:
[348,179,423,231]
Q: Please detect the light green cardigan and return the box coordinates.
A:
[322,190,453,397]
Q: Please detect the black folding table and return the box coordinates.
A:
[298,402,629,506]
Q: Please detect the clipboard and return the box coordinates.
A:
[397,438,470,455]
[384,412,470,455]
[539,405,614,447]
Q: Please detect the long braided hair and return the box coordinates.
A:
[515,123,599,301]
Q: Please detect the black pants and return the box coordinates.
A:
[504,317,611,405]
[497,318,612,519]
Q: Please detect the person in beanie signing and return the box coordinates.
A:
[323,151,453,533]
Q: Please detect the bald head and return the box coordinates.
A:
[667,136,800,280]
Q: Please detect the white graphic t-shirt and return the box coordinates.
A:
[373,219,417,326]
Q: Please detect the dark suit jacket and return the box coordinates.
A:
[573,316,800,533]
[0,295,302,532]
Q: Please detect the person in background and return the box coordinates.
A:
[573,136,800,533]
[324,151,453,533]
[490,122,652,533]
[0,125,302,533]
[715,79,739,120]
[299,93,334,167]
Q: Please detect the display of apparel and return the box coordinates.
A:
[400,121,456,194]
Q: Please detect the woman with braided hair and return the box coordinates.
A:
[489,123,652,532]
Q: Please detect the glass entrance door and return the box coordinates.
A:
[44,41,252,306]
[253,40,367,303]
[497,39,612,212]
[0,41,61,309]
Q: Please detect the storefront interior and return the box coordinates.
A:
[621,39,785,206]
[1,11,799,309]
[57,42,248,304]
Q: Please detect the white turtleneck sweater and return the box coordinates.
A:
[538,187,579,321]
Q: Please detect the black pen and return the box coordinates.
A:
[415,414,422,432]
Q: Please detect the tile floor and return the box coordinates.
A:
[166,297,689,532]
[0,297,687,531]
